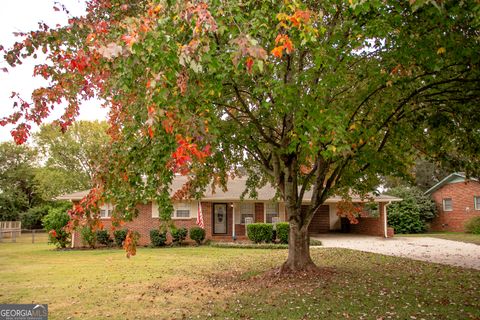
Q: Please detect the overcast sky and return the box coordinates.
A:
[0,0,108,143]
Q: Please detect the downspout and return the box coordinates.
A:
[383,201,391,238]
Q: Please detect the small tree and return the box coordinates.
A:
[42,207,70,248]
[387,186,437,234]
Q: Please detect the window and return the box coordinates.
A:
[443,198,453,211]
[240,203,254,224]
[100,203,114,219]
[265,203,279,223]
[475,196,480,211]
[172,202,191,219]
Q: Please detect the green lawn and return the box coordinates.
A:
[397,232,480,245]
[0,238,479,319]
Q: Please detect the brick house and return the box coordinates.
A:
[425,173,480,232]
[58,176,401,247]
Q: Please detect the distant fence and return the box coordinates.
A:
[0,227,47,243]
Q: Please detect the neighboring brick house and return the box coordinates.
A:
[425,173,480,232]
[58,176,401,248]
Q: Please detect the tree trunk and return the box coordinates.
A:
[281,219,318,273]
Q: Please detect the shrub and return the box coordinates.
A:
[386,186,437,234]
[96,230,113,246]
[189,226,206,245]
[113,229,128,247]
[80,226,97,248]
[247,223,274,243]
[171,227,188,245]
[42,207,70,248]
[465,216,480,235]
[276,222,289,244]
[150,229,167,247]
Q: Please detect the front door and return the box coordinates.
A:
[213,203,227,234]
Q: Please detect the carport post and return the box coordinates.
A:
[383,201,391,238]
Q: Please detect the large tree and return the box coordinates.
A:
[1,0,479,271]
[0,142,41,221]
[34,120,110,198]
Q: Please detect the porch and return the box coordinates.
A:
[202,201,394,241]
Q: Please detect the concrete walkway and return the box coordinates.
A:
[312,234,480,270]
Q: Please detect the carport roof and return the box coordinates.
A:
[57,176,402,203]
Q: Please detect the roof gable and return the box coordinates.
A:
[424,173,478,195]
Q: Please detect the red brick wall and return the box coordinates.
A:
[73,202,213,248]
[307,205,330,234]
[348,203,392,237]
[430,180,480,232]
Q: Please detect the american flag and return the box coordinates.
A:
[197,202,204,228]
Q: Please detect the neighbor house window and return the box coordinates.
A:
[474,196,480,211]
[443,198,453,211]
[240,203,254,224]
[265,202,279,223]
[100,203,114,219]
[173,202,191,218]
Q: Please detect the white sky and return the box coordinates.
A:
[0,0,108,143]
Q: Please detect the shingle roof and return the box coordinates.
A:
[57,175,402,203]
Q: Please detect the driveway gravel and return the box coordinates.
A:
[312,234,480,270]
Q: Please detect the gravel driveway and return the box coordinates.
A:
[312,234,480,270]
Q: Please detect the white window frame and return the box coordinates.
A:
[172,202,191,219]
[100,203,114,219]
[264,202,280,223]
[152,202,159,218]
[443,198,453,212]
[239,203,254,224]
[474,196,480,211]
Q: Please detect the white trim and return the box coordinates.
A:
[100,203,114,219]
[442,198,453,212]
[172,201,193,219]
[474,196,480,210]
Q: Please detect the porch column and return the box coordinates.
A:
[232,202,236,240]
[383,202,391,238]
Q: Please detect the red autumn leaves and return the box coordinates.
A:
[271,34,294,58]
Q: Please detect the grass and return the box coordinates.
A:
[397,232,480,245]
[0,236,479,319]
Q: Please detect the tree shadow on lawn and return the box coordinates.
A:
[189,248,480,320]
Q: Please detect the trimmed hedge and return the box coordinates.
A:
[276,222,289,244]
[465,216,480,234]
[247,223,274,243]
[113,229,128,247]
[189,227,206,245]
[150,229,167,247]
[211,242,288,249]
[171,227,188,245]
